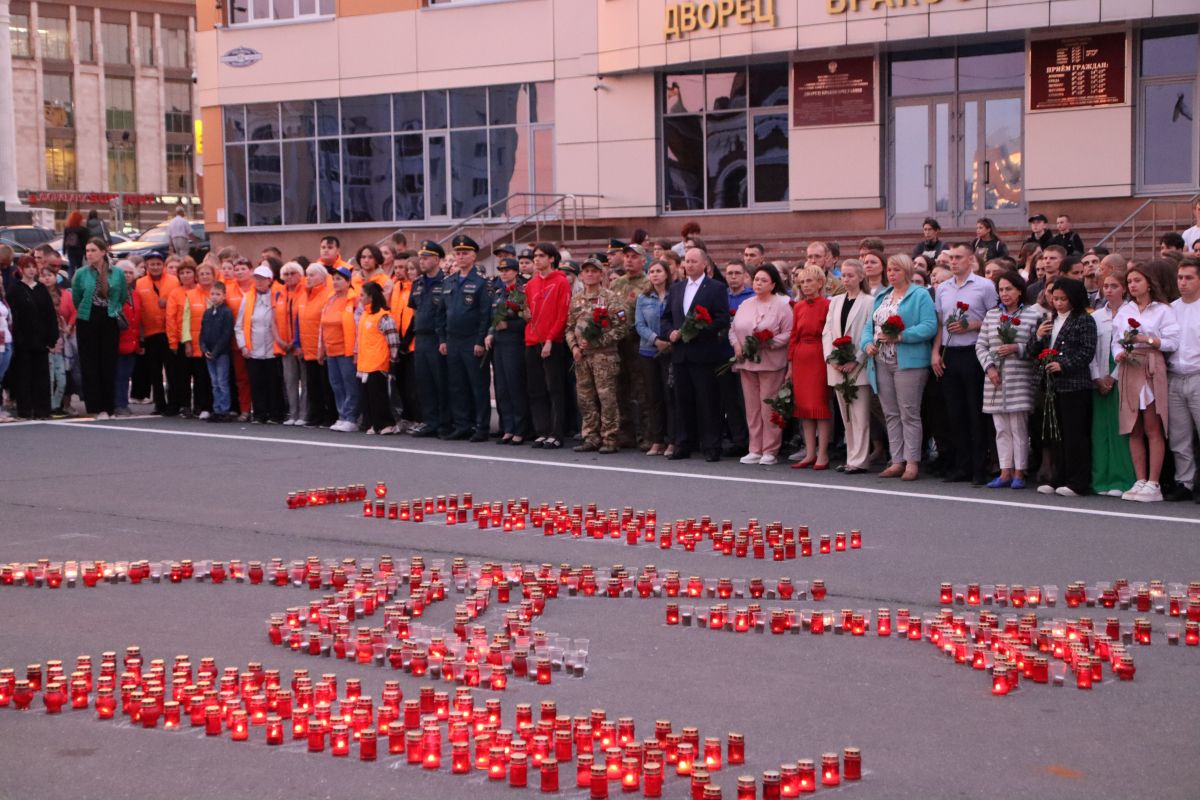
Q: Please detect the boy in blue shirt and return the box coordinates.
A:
[200,281,234,421]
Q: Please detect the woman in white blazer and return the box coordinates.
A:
[822,259,873,473]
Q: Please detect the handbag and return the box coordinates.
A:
[116,309,129,331]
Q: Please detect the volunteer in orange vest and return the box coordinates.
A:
[165,259,214,418]
[297,262,336,427]
[318,266,359,432]
[357,282,400,434]
[223,256,256,420]
[388,254,420,431]
[275,260,308,425]
[235,264,286,424]
[355,243,392,296]
[133,251,180,415]
[317,235,352,277]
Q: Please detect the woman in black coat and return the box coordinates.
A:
[7,255,59,419]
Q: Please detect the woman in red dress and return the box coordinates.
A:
[788,265,832,469]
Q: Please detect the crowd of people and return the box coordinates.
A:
[2,204,1199,505]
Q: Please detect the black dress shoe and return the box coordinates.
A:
[668,450,691,461]
[842,466,867,475]
[411,426,439,438]
[442,429,472,441]
[469,431,489,443]
[705,452,721,463]
[1164,484,1194,502]
[943,472,970,483]
[722,444,748,458]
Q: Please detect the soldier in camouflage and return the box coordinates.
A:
[609,242,652,449]
[565,258,629,454]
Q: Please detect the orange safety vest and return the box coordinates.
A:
[388,280,415,354]
[184,285,210,349]
[241,288,285,356]
[356,309,390,373]
[273,283,303,353]
[135,273,180,337]
[320,293,356,358]
[297,283,330,361]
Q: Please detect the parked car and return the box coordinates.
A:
[46,232,129,256]
[0,237,31,255]
[110,220,209,261]
[0,226,56,249]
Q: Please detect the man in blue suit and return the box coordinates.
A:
[665,247,731,462]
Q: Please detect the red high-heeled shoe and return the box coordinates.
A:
[790,458,816,470]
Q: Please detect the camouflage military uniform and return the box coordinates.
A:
[565,287,630,450]
[609,272,651,447]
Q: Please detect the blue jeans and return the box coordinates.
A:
[206,353,231,414]
[0,348,11,385]
[327,355,359,423]
[113,353,136,410]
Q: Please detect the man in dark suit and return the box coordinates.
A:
[666,247,731,462]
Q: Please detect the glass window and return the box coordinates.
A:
[532,127,553,196]
[393,93,422,131]
[272,0,295,20]
[1142,25,1199,77]
[10,13,30,57]
[45,136,76,189]
[958,44,1024,91]
[245,103,280,140]
[488,85,520,126]
[317,139,341,223]
[108,140,136,191]
[316,99,339,136]
[752,113,788,203]
[530,81,554,123]
[161,26,187,69]
[166,142,192,194]
[707,72,746,111]
[105,77,134,129]
[450,88,487,128]
[706,112,747,208]
[343,135,392,222]
[663,115,704,211]
[664,74,704,114]
[225,145,248,227]
[427,135,447,218]
[489,126,525,212]
[340,95,389,135]
[1142,81,1195,187]
[77,18,94,61]
[43,73,74,127]
[424,90,448,129]
[394,134,425,221]
[280,100,315,138]
[890,49,955,97]
[319,0,334,14]
[247,142,282,226]
[749,64,788,108]
[165,82,191,133]
[224,106,246,143]
[138,23,153,65]
[450,129,488,216]
[38,17,70,60]
[101,21,129,64]
[282,139,317,224]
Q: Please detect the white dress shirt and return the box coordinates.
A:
[1170,297,1200,375]
[683,277,703,313]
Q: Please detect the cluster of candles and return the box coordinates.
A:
[0,648,868,798]
[939,580,1200,627]
[290,485,864,562]
[0,556,344,590]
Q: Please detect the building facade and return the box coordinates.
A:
[195,0,1200,252]
[7,0,200,228]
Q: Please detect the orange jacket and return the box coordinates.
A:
[134,273,180,337]
[297,283,330,361]
[166,285,210,352]
[319,292,356,358]
[356,309,390,373]
[274,283,304,353]
[389,280,415,354]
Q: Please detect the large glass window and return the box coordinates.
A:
[138,22,153,65]
[45,137,76,189]
[38,16,70,60]
[229,0,333,25]
[1138,25,1199,192]
[101,21,129,64]
[43,73,74,127]
[662,66,787,212]
[10,12,31,57]
[166,142,192,194]
[105,77,134,129]
[343,136,392,221]
[164,82,191,133]
[161,26,187,69]
[282,140,317,224]
[76,17,94,62]
[108,140,136,191]
[248,142,282,226]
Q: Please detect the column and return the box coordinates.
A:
[0,0,24,211]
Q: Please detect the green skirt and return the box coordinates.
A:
[1092,384,1135,493]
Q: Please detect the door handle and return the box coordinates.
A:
[924,164,932,188]
[983,160,990,185]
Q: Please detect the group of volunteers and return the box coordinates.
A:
[1,203,1199,505]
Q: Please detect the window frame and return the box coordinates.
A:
[1135,25,1200,195]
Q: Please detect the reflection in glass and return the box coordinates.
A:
[427,136,447,217]
[45,136,76,190]
[983,97,1022,210]
[532,127,554,196]
[282,140,317,225]
[934,103,949,213]
[530,82,554,123]
[246,103,279,140]
[280,101,315,139]
[664,75,704,114]
[225,145,248,227]
[247,142,282,226]
[1143,81,1195,187]
[318,139,341,223]
[43,73,73,127]
[1142,26,1198,77]
[450,88,487,128]
[489,86,520,126]
[961,100,978,212]
[395,135,425,221]
[394,93,423,131]
[890,51,954,97]
[450,130,489,217]
[38,18,70,60]
[752,113,787,203]
[749,64,789,108]
[892,105,929,217]
[316,99,339,136]
[425,91,448,129]
[706,112,747,209]
[489,127,524,214]
[273,0,294,19]
[340,95,390,135]
[225,106,246,143]
[343,136,393,222]
[663,115,704,210]
[707,72,747,111]
[959,47,1024,91]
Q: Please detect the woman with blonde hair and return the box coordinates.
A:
[822,259,873,473]
[788,264,832,469]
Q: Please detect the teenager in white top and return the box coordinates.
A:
[1166,259,1200,503]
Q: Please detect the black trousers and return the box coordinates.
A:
[1050,388,1092,495]
[10,348,51,418]
[76,314,119,415]
[246,356,285,422]
[674,360,722,456]
[389,351,421,424]
[525,341,568,439]
[639,354,669,444]
[941,346,989,479]
[363,370,394,432]
[142,332,173,413]
[413,334,450,434]
[130,350,151,400]
[446,337,490,433]
[492,338,528,436]
[719,369,749,448]
[171,348,211,414]
[304,359,337,426]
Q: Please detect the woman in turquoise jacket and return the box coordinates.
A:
[71,237,129,419]
[859,254,937,480]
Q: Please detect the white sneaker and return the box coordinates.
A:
[282,419,295,426]
[1055,486,1079,497]
[758,454,778,466]
[1132,482,1163,502]
[1104,489,1125,498]
[1036,484,1055,495]
[96,412,110,420]
[740,452,762,465]
[1121,480,1148,501]
[331,420,350,432]
[198,411,210,420]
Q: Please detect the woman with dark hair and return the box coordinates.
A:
[524,242,571,449]
[318,267,359,432]
[71,237,128,419]
[62,210,90,275]
[485,257,529,445]
[732,262,793,465]
[7,255,59,418]
[357,282,399,435]
[1028,277,1097,497]
[1111,262,1181,502]
[970,217,1009,263]
[1016,242,1041,284]
[356,244,391,293]
[1090,269,1136,497]
[976,270,1042,488]
[635,259,674,456]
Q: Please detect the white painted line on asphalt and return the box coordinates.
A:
[41,420,1200,527]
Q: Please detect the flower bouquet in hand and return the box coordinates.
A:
[825,335,862,403]
[717,329,773,376]
[581,306,612,346]
[997,313,1022,344]
[1037,348,1061,442]
[679,305,713,343]
[492,288,526,330]
[879,315,905,340]
[765,381,793,428]
[946,301,969,331]
[1118,318,1141,366]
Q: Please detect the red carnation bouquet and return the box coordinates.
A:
[679,305,713,343]
[1037,348,1062,442]
[825,334,862,402]
[880,315,905,339]
[1118,318,1141,366]
[717,328,773,376]
[581,306,612,346]
[997,312,1022,344]
[765,381,793,428]
[946,300,970,331]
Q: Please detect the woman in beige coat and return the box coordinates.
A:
[822,259,872,473]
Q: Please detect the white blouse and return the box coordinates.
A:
[1110,301,1180,362]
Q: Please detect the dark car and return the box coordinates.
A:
[110,220,209,261]
[0,226,57,249]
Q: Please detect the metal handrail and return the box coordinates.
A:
[1094,191,1200,258]
[1093,198,1156,250]
[436,192,604,245]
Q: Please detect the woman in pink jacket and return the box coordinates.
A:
[729,263,793,465]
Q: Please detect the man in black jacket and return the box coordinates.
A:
[7,256,59,419]
[1025,214,1053,249]
[1051,214,1084,255]
[665,247,731,462]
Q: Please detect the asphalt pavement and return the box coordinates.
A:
[0,417,1197,800]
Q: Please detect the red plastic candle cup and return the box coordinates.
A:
[540,758,560,792]
[676,743,695,776]
[780,764,799,798]
[703,737,722,771]
[726,732,745,765]
[736,776,756,800]
[849,530,862,549]
[762,770,781,800]
[820,753,839,786]
[992,667,1010,696]
[796,760,815,793]
[230,710,249,742]
[265,715,284,745]
[450,741,470,774]
[842,748,861,780]
[591,764,610,799]
[811,580,826,601]
[576,753,595,788]
[205,705,223,736]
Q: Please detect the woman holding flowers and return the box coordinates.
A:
[822,259,872,473]
[975,270,1043,489]
[788,265,832,469]
[1027,277,1097,497]
[861,254,937,480]
[730,263,793,465]
[1111,262,1180,502]
[1089,270,1136,496]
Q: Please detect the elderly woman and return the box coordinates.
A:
[822,259,872,473]
[275,260,307,425]
[788,265,832,469]
[236,264,286,424]
[731,263,793,465]
[861,254,938,480]
[297,263,335,427]
[71,237,129,419]
[975,270,1042,489]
